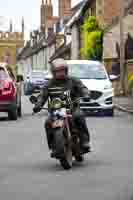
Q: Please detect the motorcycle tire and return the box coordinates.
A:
[54,128,65,156]
[60,142,73,170]
[54,128,72,170]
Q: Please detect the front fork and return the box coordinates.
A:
[64,117,71,140]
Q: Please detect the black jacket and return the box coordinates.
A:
[34,77,89,111]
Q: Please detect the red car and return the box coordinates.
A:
[0,63,22,120]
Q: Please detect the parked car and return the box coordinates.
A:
[0,63,22,120]
[44,73,52,81]
[67,60,114,116]
[24,70,48,95]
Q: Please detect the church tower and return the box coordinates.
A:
[40,0,53,32]
[22,17,24,34]
[59,0,72,18]
[9,19,13,32]
[48,0,53,18]
[41,0,45,31]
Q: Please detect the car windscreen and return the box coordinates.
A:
[0,67,8,80]
[68,63,107,80]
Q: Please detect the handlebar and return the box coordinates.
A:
[41,107,48,110]
[32,96,90,115]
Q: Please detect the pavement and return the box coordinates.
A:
[114,96,133,114]
[0,96,133,200]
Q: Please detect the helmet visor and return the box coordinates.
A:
[54,68,67,79]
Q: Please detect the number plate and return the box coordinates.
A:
[52,120,64,128]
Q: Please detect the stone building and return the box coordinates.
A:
[103,1,133,73]
[0,18,25,74]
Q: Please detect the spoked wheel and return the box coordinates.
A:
[72,135,84,163]
[60,144,72,170]
[54,128,72,170]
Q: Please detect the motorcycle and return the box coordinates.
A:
[29,88,89,170]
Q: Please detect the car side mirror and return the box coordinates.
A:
[109,74,119,82]
[17,75,24,82]
[29,95,37,104]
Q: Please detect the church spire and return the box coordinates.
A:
[9,19,13,32]
[22,17,24,33]
[48,0,53,17]
[49,0,52,4]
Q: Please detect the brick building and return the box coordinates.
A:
[59,0,72,18]
[97,0,132,25]
[40,0,72,32]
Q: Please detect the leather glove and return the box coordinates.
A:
[83,93,91,102]
[33,106,41,113]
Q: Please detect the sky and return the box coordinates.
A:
[0,0,81,39]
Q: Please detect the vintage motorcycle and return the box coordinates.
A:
[29,88,90,170]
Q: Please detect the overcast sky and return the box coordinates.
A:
[0,0,81,37]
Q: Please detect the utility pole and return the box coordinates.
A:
[119,0,127,95]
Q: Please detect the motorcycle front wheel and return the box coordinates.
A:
[60,143,72,170]
[54,128,72,170]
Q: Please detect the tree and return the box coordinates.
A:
[81,16,104,61]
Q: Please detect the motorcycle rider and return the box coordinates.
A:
[33,58,91,156]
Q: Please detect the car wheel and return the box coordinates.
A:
[17,101,22,117]
[104,108,114,117]
[8,108,18,120]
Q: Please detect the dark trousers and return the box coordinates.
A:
[45,113,90,149]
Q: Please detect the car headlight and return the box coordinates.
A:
[104,84,112,90]
[50,98,62,109]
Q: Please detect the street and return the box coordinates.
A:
[0,96,133,200]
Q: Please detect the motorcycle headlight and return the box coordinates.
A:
[50,98,62,109]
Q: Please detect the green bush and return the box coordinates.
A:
[81,16,104,61]
[81,16,99,33]
[128,74,133,95]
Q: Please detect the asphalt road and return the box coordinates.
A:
[0,96,133,200]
